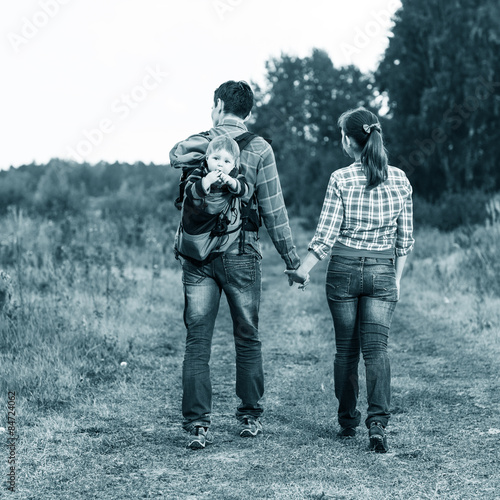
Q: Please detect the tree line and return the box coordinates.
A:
[0,159,177,223]
[250,0,500,208]
[1,0,498,228]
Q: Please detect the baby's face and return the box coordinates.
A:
[206,148,236,175]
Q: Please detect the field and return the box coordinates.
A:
[1,214,500,499]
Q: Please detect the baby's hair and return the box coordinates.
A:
[206,136,240,164]
[338,107,388,189]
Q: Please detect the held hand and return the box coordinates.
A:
[297,275,310,290]
[285,268,308,283]
[284,268,310,290]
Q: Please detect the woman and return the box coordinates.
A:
[286,107,414,453]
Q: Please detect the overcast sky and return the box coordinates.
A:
[1,0,401,169]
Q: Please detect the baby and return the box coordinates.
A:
[182,135,249,218]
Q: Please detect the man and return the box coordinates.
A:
[169,80,300,449]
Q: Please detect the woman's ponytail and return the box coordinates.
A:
[338,108,388,189]
[361,123,387,188]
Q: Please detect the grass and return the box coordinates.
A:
[1,217,500,499]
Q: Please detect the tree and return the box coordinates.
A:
[377,0,500,197]
[250,49,380,215]
[33,160,85,217]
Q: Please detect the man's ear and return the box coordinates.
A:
[217,99,224,113]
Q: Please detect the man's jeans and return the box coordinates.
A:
[181,252,263,431]
[326,255,398,429]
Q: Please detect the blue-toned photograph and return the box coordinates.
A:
[1,1,499,498]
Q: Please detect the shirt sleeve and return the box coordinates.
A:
[395,181,415,256]
[255,144,300,269]
[228,173,250,198]
[169,133,210,168]
[184,168,206,204]
[308,173,344,260]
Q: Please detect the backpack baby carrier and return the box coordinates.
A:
[175,169,242,264]
[172,131,268,265]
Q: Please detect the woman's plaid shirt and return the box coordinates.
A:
[308,163,415,260]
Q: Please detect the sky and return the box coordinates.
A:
[1,0,401,169]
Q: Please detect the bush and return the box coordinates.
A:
[413,190,492,231]
[457,222,500,297]
[0,170,32,214]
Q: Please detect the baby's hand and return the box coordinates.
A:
[207,171,221,184]
[202,171,222,191]
[218,172,238,191]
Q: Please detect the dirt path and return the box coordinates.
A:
[12,229,500,499]
[150,237,499,498]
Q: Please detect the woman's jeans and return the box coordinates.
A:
[181,252,263,431]
[326,255,398,429]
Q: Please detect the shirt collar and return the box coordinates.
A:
[219,116,248,130]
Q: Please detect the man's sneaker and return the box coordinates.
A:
[239,416,263,437]
[337,427,357,439]
[187,426,213,449]
[368,422,388,453]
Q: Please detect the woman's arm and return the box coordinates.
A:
[284,251,320,285]
[395,254,407,284]
[394,177,414,295]
[394,254,408,298]
[307,174,344,261]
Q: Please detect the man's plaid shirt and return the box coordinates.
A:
[169,118,300,269]
[308,163,414,260]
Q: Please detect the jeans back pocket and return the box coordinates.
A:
[326,271,351,299]
[373,273,398,301]
[223,254,259,291]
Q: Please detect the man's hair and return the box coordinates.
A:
[206,136,240,163]
[213,81,254,119]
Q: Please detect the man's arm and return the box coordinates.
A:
[253,142,300,270]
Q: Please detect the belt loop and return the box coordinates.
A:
[239,230,246,255]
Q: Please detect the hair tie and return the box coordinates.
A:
[363,123,381,134]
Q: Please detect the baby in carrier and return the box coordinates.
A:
[175,135,251,264]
